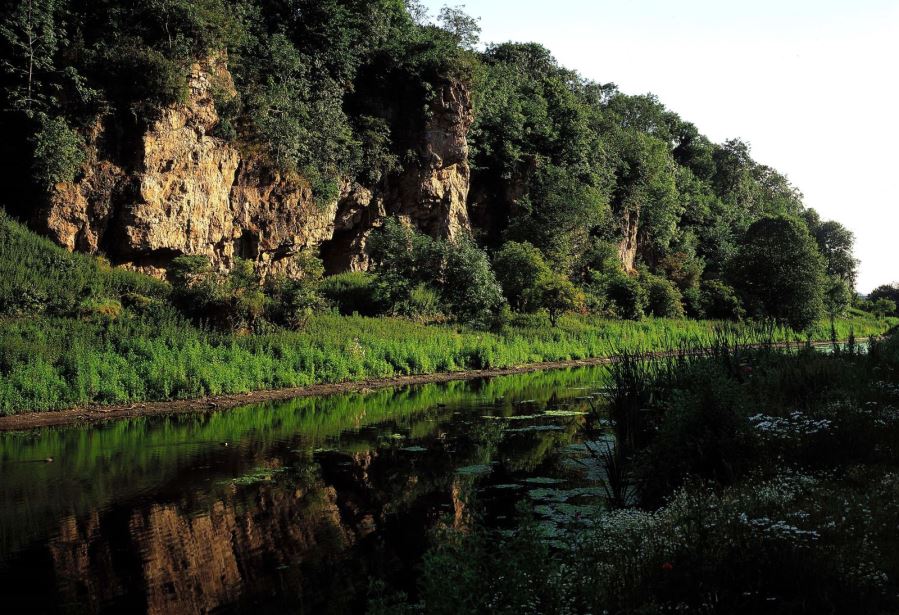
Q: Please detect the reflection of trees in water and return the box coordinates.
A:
[0,366,606,560]
[0,366,605,613]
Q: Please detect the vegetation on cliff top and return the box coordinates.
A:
[0,1,881,326]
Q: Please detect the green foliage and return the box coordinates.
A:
[730,215,826,330]
[442,237,506,328]
[0,212,168,318]
[506,163,610,268]
[869,284,899,317]
[1,205,885,414]
[400,284,443,321]
[31,114,85,186]
[804,211,858,286]
[436,5,481,50]
[641,272,685,319]
[0,0,860,325]
[78,297,123,322]
[319,271,381,316]
[169,255,267,330]
[0,0,63,115]
[700,279,745,321]
[526,273,586,326]
[823,277,852,320]
[264,251,326,329]
[871,298,897,320]
[492,241,552,311]
[368,220,504,327]
[589,271,648,321]
[367,219,442,313]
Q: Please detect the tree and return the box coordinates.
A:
[868,284,899,316]
[404,1,430,25]
[0,0,61,116]
[437,5,481,50]
[872,298,897,320]
[265,251,326,328]
[606,130,682,259]
[367,219,443,313]
[527,273,586,327]
[506,164,609,269]
[700,280,745,321]
[492,241,551,311]
[729,215,826,331]
[442,237,506,328]
[367,220,505,327]
[590,271,647,321]
[803,211,858,286]
[823,277,852,323]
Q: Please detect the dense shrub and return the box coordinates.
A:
[31,115,85,186]
[525,273,587,326]
[700,279,745,321]
[169,256,266,330]
[603,272,648,320]
[319,271,381,316]
[442,237,506,328]
[641,272,685,319]
[492,241,552,311]
[368,220,505,327]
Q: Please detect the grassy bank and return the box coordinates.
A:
[382,334,899,614]
[1,310,892,415]
[1,212,895,415]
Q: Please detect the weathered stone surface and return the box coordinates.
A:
[322,78,475,273]
[618,208,639,274]
[38,57,477,280]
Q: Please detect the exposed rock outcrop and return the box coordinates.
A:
[618,208,640,274]
[322,78,474,273]
[37,55,476,279]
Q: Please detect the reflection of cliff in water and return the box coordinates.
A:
[3,445,481,615]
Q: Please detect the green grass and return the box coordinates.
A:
[1,212,896,415]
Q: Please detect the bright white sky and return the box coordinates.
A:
[421,0,899,292]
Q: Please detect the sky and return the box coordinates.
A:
[421,0,899,293]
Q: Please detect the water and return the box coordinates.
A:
[0,366,610,614]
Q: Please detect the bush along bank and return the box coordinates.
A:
[380,334,899,615]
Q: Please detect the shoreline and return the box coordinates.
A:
[0,338,865,432]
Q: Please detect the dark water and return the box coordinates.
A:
[0,367,610,614]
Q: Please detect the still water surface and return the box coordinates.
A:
[0,366,609,614]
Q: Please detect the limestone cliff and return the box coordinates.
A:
[37,56,475,279]
[321,78,474,273]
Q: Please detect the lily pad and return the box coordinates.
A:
[527,487,604,502]
[522,477,567,485]
[455,464,494,476]
[543,410,589,417]
[504,425,566,434]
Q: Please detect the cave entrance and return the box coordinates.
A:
[237,230,260,260]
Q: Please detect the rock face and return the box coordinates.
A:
[618,208,640,274]
[321,78,474,273]
[38,56,475,279]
